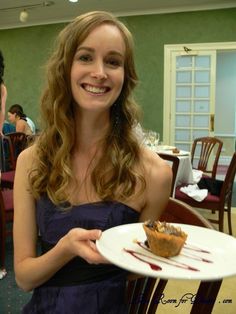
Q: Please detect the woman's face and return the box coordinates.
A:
[70,23,125,113]
[7,112,17,124]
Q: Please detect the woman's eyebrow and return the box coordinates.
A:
[76,46,124,58]
[76,46,94,53]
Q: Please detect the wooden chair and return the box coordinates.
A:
[191,137,223,179]
[157,153,179,196]
[175,152,236,235]
[7,132,28,163]
[0,132,28,189]
[0,181,14,268]
[0,135,15,171]
[1,171,15,189]
[127,197,222,314]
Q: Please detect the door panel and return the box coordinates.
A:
[171,50,216,151]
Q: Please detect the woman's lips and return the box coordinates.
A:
[82,83,110,94]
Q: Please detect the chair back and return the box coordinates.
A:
[127,198,218,314]
[219,152,236,207]
[158,153,179,195]
[0,183,14,268]
[175,152,236,235]
[191,137,223,178]
[160,197,214,228]
[7,132,28,158]
[1,132,28,171]
[0,135,15,171]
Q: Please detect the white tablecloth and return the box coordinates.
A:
[175,154,194,186]
[156,149,194,196]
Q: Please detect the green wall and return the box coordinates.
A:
[0,8,236,133]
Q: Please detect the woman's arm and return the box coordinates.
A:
[139,149,172,222]
[15,119,27,133]
[13,147,106,292]
[0,84,7,134]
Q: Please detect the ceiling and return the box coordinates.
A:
[0,0,236,30]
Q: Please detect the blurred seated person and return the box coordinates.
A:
[8,104,36,134]
[7,104,35,135]
[3,120,15,134]
[14,104,36,134]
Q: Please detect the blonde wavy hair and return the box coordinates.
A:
[30,11,145,206]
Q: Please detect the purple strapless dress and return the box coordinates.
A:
[22,198,140,314]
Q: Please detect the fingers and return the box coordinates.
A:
[76,229,110,264]
[65,228,106,264]
[75,229,102,241]
[85,249,109,264]
[76,239,105,264]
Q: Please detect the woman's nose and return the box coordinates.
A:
[90,62,107,80]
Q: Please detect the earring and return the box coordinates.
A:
[115,111,120,127]
[113,103,121,129]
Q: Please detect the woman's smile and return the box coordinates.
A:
[81,83,110,95]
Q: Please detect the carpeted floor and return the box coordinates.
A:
[0,240,32,313]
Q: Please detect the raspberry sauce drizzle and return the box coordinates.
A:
[138,240,212,263]
[181,253,213,263]
[124,249,162,271]
[184,243,210,254]
[124,246,199,272]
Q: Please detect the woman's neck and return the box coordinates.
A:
[74,110,110,152]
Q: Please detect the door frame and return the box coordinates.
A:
[163,42,236,145]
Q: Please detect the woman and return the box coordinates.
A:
[0,50,8,279]
[8,104,33,135]
[0,50,7,136]
[13,11,172,313]
[7,103,36,134]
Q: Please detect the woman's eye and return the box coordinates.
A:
[77,54,92,62]
[106,58,122,67]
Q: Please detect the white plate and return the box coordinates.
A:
[157,145,176,151]
[158,150,190,156]
[96,223,236,281]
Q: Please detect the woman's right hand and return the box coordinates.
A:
[60,228,108,264]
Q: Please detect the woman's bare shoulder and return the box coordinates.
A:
[17,119,27,127]
[137,147,172,221]
[17,144,37,168]
[141,147,172,191]
[141,147,171,175]
[14,145,38,190]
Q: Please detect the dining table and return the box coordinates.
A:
[155,145,196,195]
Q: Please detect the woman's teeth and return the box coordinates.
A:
[84,84,107,94]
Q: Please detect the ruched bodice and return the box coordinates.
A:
[22,197,140,314]
[37,197,140,244]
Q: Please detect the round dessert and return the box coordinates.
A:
[143,221,187,257]
[172,147,180,154]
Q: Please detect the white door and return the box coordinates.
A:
[164,42,236,165]
[167,49,216,152]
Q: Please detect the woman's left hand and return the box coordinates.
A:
[60,228,109,264]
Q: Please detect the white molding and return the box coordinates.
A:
[219,156,232,165]
[165,42,236,52]
[215,133,236,137]
[1,2,236,30]
[163,46,172,144]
